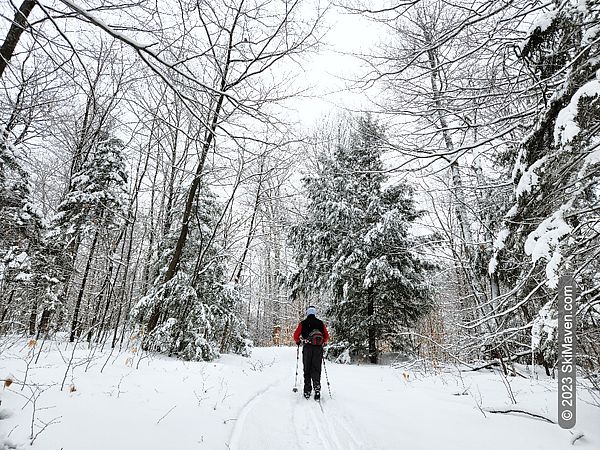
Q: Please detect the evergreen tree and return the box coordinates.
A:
[49,130,128,341]
[490,0,600,373]
[133,186,250,361]
[0,133,42,260]
[290,116,437,363]
[0,132,47,333]
[51,131,128,245]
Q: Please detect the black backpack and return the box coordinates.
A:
[307,329,324,346]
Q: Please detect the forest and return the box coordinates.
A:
[0,0,599,396]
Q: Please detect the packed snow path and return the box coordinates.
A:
[1,342,599,449]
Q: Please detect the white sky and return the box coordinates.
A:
[283,5,384,128]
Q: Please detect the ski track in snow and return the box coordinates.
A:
[222,347,600,450]
[222,348,600,450]
[227,358,363,450]
[228,378,286,450]
[229,381,349,450]
[309,403,335,450]
[321,401,367,450]
[313,399,360,450]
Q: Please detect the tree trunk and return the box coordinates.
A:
[69,229,99,342]
[368,294,377,364]
[231,159,264,285]
[28,300,37,336]
[87,293,103,343]
[0,0,37,79]
[0,289,15,332]
[35,308,52,339]
[108,222,135,347]
[219,160,265,352]
[91,234,123,343]
[147,13,239,335]
[119,228,145,349]
[422,28,491,333]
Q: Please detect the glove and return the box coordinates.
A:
[296,341,300,346]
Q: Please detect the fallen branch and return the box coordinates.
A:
[483,407,555,423]
[469,351,532,373]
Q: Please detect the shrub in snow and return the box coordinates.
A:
[335,349,352,364]
[231,338,253,358]
[324,341,352,362]
[135,272,221,361]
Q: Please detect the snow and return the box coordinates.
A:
[531,300,557,350]
[545,249,562,289]
[505,205,518,218]
[335,349,351,364]
[13,272,32,282]
[586,147,600,165]
[59,0,148,50]
[528,7,557,34]
[519,6,557,52]
[490,214,518,275]
[515,156,547,198]
[582,25,600,46]
[488,256,498,275]
[364,256,400,289]
[555,78,600,148]
[493,229,510,251]
[71,174,90,185]
[574,0,589,14]
[524,206,572,288]
[13,253,27,265]
[511,147,526,182]
[1,339,600,449]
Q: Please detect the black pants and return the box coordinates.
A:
[302,344,323,394]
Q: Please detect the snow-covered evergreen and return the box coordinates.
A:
[491,0,600,373]
[0,131,48,335]
[290,116,437,363]
[50,131,128,244]
[134,186,250,361]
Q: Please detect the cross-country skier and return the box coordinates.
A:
[293,306,329,400]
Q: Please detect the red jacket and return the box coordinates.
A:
[293,316,329,344]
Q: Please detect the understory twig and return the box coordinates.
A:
[156,405,176,424]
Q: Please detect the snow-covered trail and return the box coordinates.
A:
[227,356,366,450]
[1,342,599,449]
[227,348,600,450]
[227,349,368,450]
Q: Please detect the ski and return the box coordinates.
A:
[316,397,325,413]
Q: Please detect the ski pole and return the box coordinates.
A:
[292,343,300,392]
[322,352,332,398]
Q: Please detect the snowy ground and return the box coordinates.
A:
[1,338,599,450]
